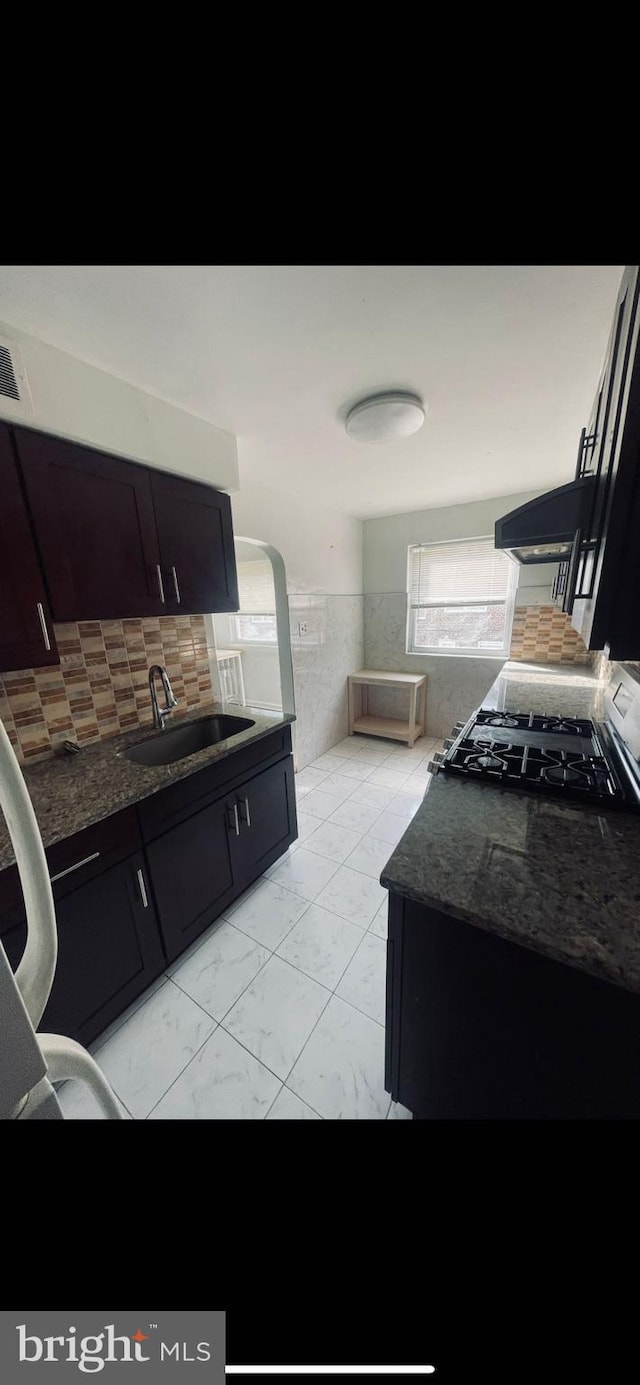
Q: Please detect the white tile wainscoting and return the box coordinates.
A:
[56,730,445,1121]
[289,593,363,770]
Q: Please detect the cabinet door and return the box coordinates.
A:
[14,427,164,621]
[570,266,640,650]
[0,852,165,1048]
[234,756,297,886]
[150,470,239,614]
[145,792,241,963]
[0,423,58,672]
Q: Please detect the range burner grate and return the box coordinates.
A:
[445,725,621,803]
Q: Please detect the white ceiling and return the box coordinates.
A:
[0,264,623,518]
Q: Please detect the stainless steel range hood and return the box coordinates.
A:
[494,476,595,565]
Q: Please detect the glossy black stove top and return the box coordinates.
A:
[442,708,626,805]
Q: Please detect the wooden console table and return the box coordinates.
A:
[347,669,427,747]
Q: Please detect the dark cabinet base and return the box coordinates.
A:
[0,728,297,1047]
[386,892,640,1119]
[1,849,164,1049]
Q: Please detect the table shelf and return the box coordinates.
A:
[347,670,427,747]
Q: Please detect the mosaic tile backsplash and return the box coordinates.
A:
[509,605,594,665]
[0,615,214,763]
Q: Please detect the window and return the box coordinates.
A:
[407,536,517,656]
[234,558,277,643]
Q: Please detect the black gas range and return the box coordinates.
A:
[428,664,640,812]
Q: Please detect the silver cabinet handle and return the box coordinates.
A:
[50,851,100,883]
[156,564,165,603]
[171,565,181,603]
[137,867,149,908]
[37,602,51,651]
[240,796,251,827]
[229,803,240,836]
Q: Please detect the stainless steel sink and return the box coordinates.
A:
[122,714,256,767]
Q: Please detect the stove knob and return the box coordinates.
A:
[454,721,465,732]
[426,760,441,774]
[443,738,455,750]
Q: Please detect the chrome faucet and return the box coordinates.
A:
[148,664,178,731]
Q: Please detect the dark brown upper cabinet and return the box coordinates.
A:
[150,470,239,614]
[0,423,59,672]
[14,427,165,622]
[12,426,239,623]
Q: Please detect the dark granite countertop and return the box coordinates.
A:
[0,703,295,873]
[381,661,640,995]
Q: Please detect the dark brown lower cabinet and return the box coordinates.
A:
[145,793,240,963]
[386,891,640,1119]
[1,850,164,1048]
[0,728,297,1043]
[233,757,297,882]
[145,753,297,964]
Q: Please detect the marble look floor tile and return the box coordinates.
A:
[149,1027,280,1119]
[386,787,425,817]
[317,771,358,802]
[349,781,396,810]
[368,898,389,939]
[382,746,429,766]
[304,819,362,864]
[366,765,411,790]
[311,753,350,773]
[266,847,339,902]
[266,1086,321,1119]
[334,758,375,781]
[93,980,216,1118]
[387,1100,413,1119]
[224,878,308,948]
[329,738,362,758]
[336,931,387,1025]
[170,919,270,1021]
[344,834,394,880]
[299,787,350,819]
[368,810,411,847]
[222,955,330,1080]
[287,994,390,1120]
[296,808,325,841]
[295,783,312,800]
[277,903,364,988]
[328,798,381,833]
[315,864,387,927]
[55,1080,132,1120]
[404,769,433,789]
[349,748,389,767]
[295,766,329,793]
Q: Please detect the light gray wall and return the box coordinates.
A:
[362,490,557,737]
[0,319,239,491]
[364,489,556,605]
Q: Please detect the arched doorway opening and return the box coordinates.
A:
[212,537,297,759]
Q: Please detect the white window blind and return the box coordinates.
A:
[407,537,516,656]
[235,558,277,643]
[236,559,276,613]
[409,538,511,605]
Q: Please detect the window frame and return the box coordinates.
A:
[405,534,518,659]
[232,611,278,645]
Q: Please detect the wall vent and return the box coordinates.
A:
[0,344,20,399]
[0,336,34,419]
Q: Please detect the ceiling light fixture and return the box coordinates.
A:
[345,391,426,443]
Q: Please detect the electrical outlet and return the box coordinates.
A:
[297,621,308,635]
